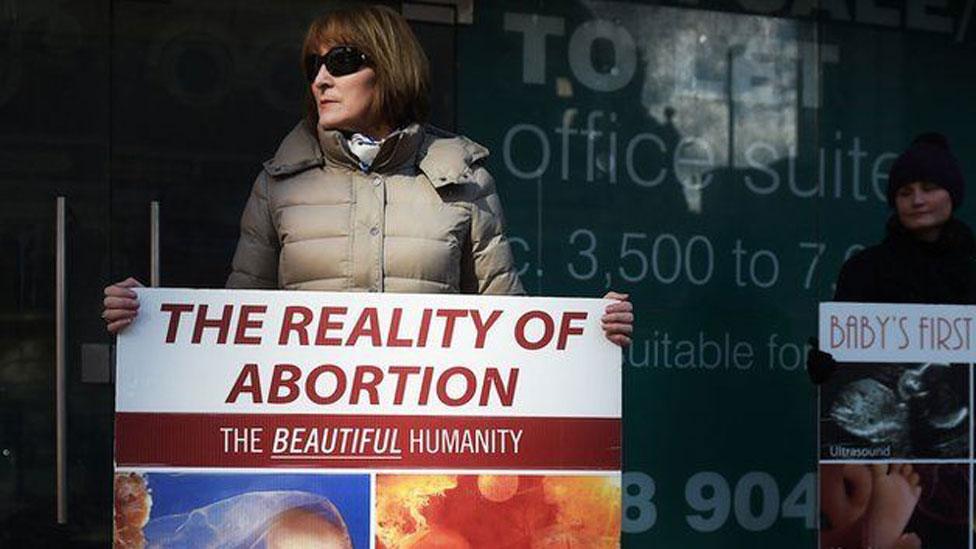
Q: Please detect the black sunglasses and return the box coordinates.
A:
[305,46,370,81]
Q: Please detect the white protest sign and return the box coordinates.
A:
[819,302,975,363]
[115,288,621,471]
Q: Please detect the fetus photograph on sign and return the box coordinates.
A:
[819,363,969,460]
[819,463,968,549]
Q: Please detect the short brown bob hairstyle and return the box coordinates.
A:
[301,5,431,130]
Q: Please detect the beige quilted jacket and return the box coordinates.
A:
[225,121,524,295]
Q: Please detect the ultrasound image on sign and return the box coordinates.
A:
[820,363,969,460]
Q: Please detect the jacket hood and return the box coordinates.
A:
[262,121,325,177]
[262,121,489,185]
[417,126,489,188]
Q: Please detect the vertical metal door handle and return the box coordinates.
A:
[55,196,67,524]
[150,201,160,287]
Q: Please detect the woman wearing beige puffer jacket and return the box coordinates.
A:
[102,5,633,345]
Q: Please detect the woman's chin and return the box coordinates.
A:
[902,219,942,233]
[317,113,347,130]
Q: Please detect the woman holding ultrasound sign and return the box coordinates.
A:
[808,132,975,377]
[101,7,633,340]
[813,132,974,549]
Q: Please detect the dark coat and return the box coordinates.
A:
[834,216,976,304]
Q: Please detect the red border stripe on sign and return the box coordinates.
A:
[115,413,621,470]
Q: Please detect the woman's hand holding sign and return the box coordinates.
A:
[602,291,634,347]
[103,277,143,334]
